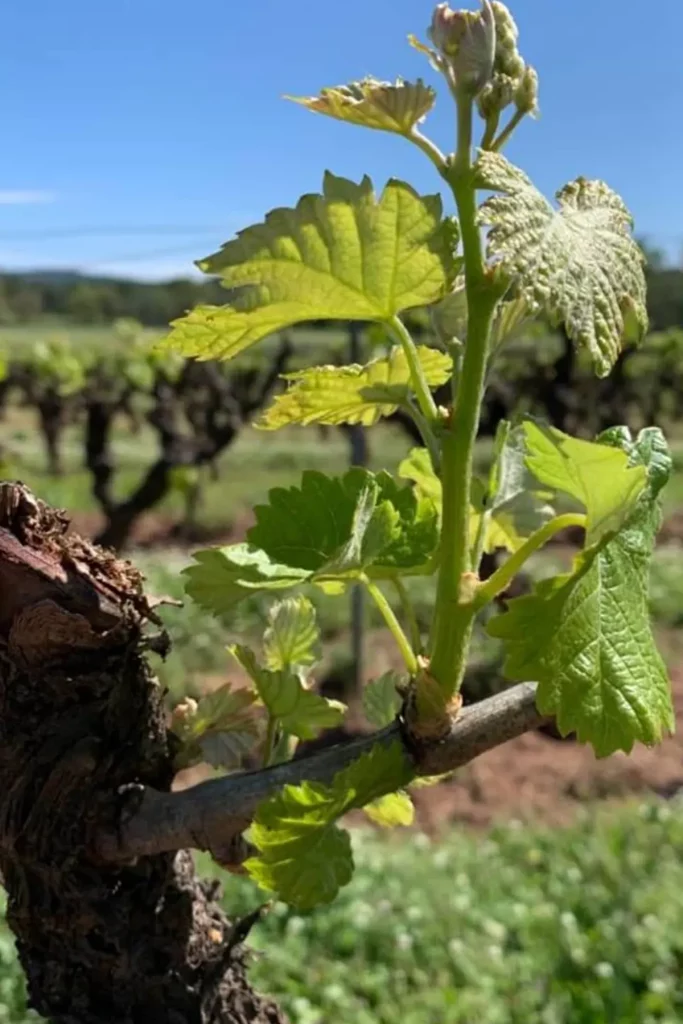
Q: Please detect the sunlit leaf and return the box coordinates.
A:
[162,174,456,362]
[489,428,674,757]
[522,420,647,545]
[263,596,321,672]
[257,346,451,429]
[288,78,436,135]
[183,546,309,618]
[364,791,414,827]
[476,150,648,376]
[248,468,438,576]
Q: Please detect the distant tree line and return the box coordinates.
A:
[0,272,225,327]
[0,243,681,328]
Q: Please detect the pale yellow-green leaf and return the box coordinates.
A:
[231,645,345,740]
[162,174,456,363]
[288,77,436,135]
[363,791,414,827]
[263,596,320,672]
[399,446,542,554]
[257,346,452,429]
[523,421,647,545]
[476,150,648,377]
[468,506,527,554]
[398,448,442,504]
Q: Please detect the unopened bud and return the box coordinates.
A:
[514,64,539,116]
[171,698,198,730]
[429,3,469,56]
[477,73,516,119]
[491,2,519,45]
[490,2,525,79]
[428,1,496,96]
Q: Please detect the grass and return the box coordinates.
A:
[0,321,351,359]
[3,800,683,1022]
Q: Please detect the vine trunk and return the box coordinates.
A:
[0,483,285,1024]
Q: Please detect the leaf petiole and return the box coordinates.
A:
[402,400,442,474]
[473,513,587,611]
[386,315,439,428]
[363,577,419,676]
[407,128,450,179]
[391,576,422,655]
[262,714,278,768]
[480,112,501,151]
[491,108,526,152]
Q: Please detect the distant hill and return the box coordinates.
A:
[0,269,223,326]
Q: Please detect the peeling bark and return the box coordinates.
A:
[0,483,286,1024]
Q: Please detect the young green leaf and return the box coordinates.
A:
[256,346,452,430]
[247,783,353,911]
[523,420,647,544]
[183,469,439,617]
[248,468,438,576]
[476,150,648,376]
[183,546,309,619]
[363,672,404,728]
[488,428,674,758]
[171,685,259,770]
[328,479,400,574]
[161,174,456,362]
[363,791,414,827]
[263,596,320,672]
[247,470,394,574]
[469,423,555,554]
[371,471,439,570]
[400,443,553,555]
[245,741,413,909]
[288,78,436,136]
[231,645,345,741]
[399,447,442,504]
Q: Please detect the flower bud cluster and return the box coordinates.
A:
[477,2,538,119]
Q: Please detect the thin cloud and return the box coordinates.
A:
[0,190,56,205]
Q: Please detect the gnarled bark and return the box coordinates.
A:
[0,483,285,1024]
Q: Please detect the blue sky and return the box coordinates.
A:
[1,0,681,280]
